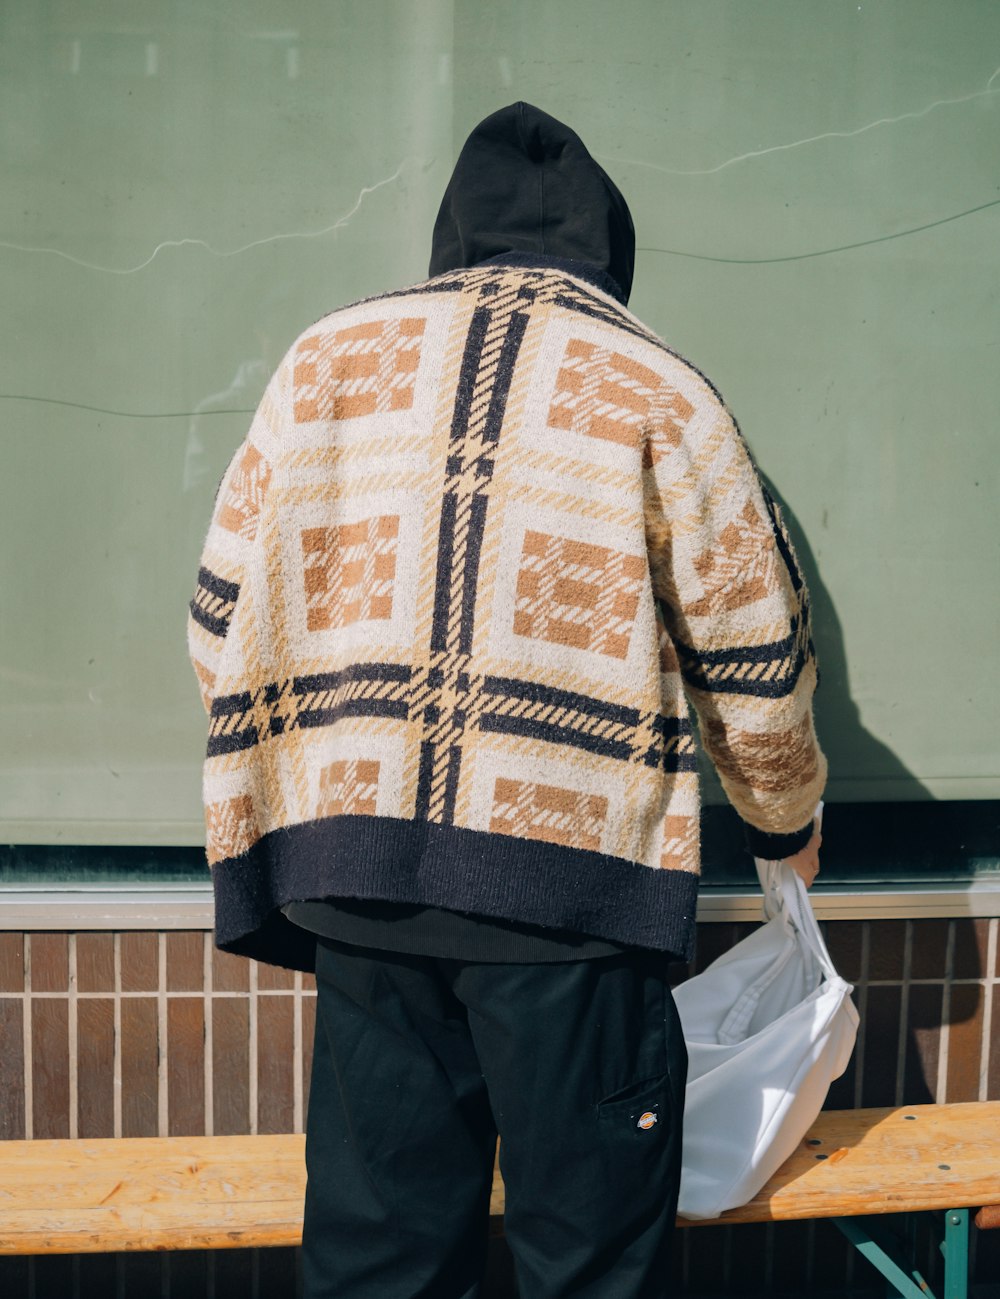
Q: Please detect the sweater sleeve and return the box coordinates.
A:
[187,357,288,717]
[643,385,826,859]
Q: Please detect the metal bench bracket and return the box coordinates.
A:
[832,1209,969,1299]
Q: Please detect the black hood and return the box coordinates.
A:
[429,102,635,304]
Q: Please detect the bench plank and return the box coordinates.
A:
[1,1103,998,1253]
[0,1135,306,1253]
[691,1102,1000,1226]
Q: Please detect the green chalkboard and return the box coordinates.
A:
[2,1,998,848]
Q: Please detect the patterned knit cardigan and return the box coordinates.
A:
[188,261,826,970]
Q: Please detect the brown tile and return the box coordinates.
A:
[168,997,206,1136]
[120,931,159,992]
[77,997,115,1138]
[212,945,249,992]
[0,999,26,1139]
[30,933,68,992]
[301,968,317,992]
[166,931,205,992]
[822,921,864,983]
[945,984,984,1102]
[121,997,159,1136]
[860,985,902,1107]
[904,983,943,1104]
[0,934,25,992]
[258,993,294,1133]
[257,960,295,990]
[302,993,317,1126]
[213,996,250,1135]
[951,918,990,980]
[76,933,115,992]
[909,919,950,979]
[32,997,70,1138]
[867,919,906,982]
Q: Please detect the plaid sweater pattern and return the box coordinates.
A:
[189,263,825,969]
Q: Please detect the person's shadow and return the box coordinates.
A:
[695,475,983,1110]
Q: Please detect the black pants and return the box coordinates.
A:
[303,937,687,1299]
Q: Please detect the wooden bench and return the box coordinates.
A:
[1,1103,997,1298]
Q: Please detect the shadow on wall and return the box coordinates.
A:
[760,472,932,807]
[758,480,984,1109]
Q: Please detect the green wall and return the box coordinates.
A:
[2,1,997,846]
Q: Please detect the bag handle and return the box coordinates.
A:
[754,804,841,983]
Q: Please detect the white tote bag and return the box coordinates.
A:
[674,842,859,1220]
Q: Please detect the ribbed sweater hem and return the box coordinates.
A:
[742,819,814,860]
[212,815,701,971]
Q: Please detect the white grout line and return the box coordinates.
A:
[113,934,122,1138]
[981,918,998,1101]
[204,931,214,1137]
[23,934,33,1140]
[937,919,956,1102]
[68,933,78,1140]
[895,921,913,1106]
[249,959,259,1136]
[157,932,169,1137]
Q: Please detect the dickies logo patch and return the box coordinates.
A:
[636,1110,658,1131]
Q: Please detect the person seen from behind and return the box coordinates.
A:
[188,101,824,1298]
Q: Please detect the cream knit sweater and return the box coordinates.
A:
[189,260,825,969]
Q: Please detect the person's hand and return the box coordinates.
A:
[785,824,822,887]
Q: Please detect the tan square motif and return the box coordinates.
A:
[514,530,645,660]
[205,795,258,865]
[293,317,425,423]
[549,338,693,452]
[686,500,776,617]
[317,759,380,818]
[301,514,399,631]
[218,444,271,540]
[659,814,699,873]
[490,777,608,852]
